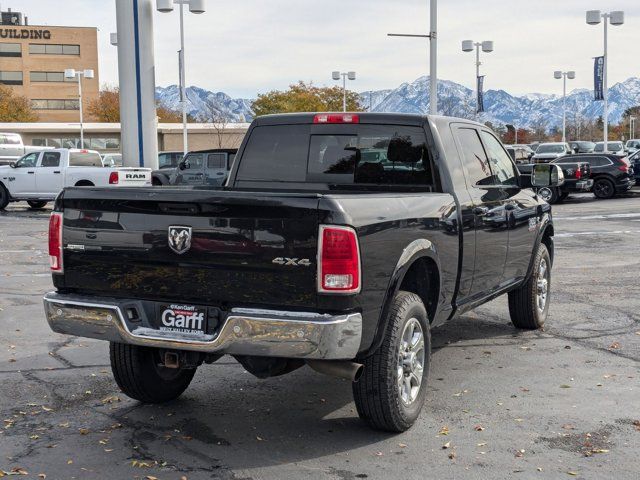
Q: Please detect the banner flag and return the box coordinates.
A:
[477,75,485,113]
[594,56,604,101]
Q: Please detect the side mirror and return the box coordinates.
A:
[532,164,565,187]
[9,162,16,168]
[179,161,188,170]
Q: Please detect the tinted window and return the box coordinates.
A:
[207,153,226,169]
[456,127,492,186]
[184,153,205,169]
[237,124,435,187]
[41,152,61,167]
[480,131,518,186]
[237,125,310,182]
[69,152,102,167]
[537,144,565,154]
[158,153,172,168]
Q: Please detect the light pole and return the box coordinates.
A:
[157,0,206,157]
[461,40,493,116]
[64,68,95,149]
[332,71,356,112]
[387,0,438,115]
[586,10,624,152]
[554,70,575,143]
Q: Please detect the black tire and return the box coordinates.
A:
[109,342,196,403]
[353,291,431,432]
[27,201,47,209]
[592,178,615,199]
[0,184,9,210]
[508,243,551,330]
[537,187,559,204]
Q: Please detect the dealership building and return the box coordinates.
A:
[0,8,99,122]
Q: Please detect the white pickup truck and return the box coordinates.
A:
[0,149,151,210]
[0,132,51,165]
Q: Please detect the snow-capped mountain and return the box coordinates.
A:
[155,85,253,122]
[155,76,640,130]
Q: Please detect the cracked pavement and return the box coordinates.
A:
[1,192,639,480]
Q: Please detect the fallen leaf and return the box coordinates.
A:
[38,475,46,479]
[474,424,485,431]
[79,428,89,435]
[375,451,383,456]
[448,451,456,460]
[41,406,52,412]
[256,436,264,441]
[567,472,578,476]
[560,385,571,389]
[477,442,487,447]
[398,443,407,448]
[609,342,620,350]
[438,426,450,435]
[67,460,73,465]
[590,449,609,454]
[442,442,451,449]
[145,476,158,480]
[562,424,575,430]
[515,449,525,457]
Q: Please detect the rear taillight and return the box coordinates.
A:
[313,113,360,124]
[109,171,119,184]
[618,164,629,172]
[575,167,582,180]
[48,212,63,272]
[318,225,360,293]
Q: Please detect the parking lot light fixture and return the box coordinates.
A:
[461,39,494,115]
[554,70,575,144]
[332,71,356,112]
[64,68,94,149]
[586,9,624,152]
[157,0,207,156]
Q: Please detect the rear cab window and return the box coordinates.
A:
[235,124,440,191]
[69,152,103,167]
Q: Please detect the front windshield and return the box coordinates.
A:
[537,145,564,154]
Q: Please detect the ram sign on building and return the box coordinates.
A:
[0,7,99,122]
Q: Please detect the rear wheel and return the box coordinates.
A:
[0,184,9,210]
[109,342,196,403]
[353,291,431,432]
[27,201,47,209]
[508,243,551,330]
[593,178,615,199]
[537,187,559,204]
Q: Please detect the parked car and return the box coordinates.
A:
[43,112,559,433]
[519,160,591,204]
[102,153,123,167]
[594,141,625,155]
[0,132,52,165]
[0,149,151,210]
[151,151,184,185]
[569,141,595,154]
[168,149,237,186]
[531,142,572,163]
[628,149,640,185]
[625,139,640,155]
[506,144,535,164]
[555,153,634,199]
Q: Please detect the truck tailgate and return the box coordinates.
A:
[57,187,321,309]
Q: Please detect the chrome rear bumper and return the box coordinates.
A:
[43,292,362,360]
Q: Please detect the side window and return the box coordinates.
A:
[480,131,518,186]
[455,127,492,186]
[185,153,205,169]
[206,153,226,169]
[69,152,102,167]
[16,153,39,168]
[41,152,61,167]
[158,153,169,168]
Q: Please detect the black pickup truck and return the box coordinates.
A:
[518,160,592,203]
[44,113,559,432]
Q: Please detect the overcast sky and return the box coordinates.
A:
[15,0,640,98]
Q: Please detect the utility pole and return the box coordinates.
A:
[387,0,438,115]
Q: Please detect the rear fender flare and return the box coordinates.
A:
[0,180,13,200]
[360,239,441,358]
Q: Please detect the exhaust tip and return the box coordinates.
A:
[164,352,179,369]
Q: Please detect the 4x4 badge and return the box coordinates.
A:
[168,226,192,254]
[272,257,311,267]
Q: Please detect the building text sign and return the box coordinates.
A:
[0,28,51,40]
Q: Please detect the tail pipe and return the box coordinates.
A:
[306,360,364,382]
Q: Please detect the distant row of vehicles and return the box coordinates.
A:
[507,139,637,165]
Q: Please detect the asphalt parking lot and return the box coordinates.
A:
[1,192,639,480]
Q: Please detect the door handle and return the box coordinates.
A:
[473,206,489,216]
[27,171,35,174]
[53,171,61,174]
[216,172,224,175]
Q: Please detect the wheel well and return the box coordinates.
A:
[152,176,163,186]
[399,257,439,323]
[541,225,554,265]
[74,180,94,187]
